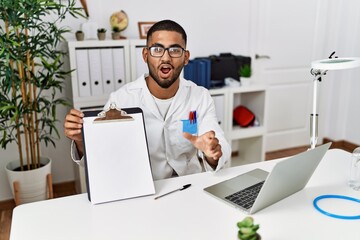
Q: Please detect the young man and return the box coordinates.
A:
[64,20,231,180]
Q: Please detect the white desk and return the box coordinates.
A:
[10,149,360,240]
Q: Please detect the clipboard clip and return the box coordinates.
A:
[94,103,134,123]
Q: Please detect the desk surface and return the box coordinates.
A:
[10,149,360,240]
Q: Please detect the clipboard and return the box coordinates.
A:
[82,105,155,204]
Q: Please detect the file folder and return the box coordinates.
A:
[88,49,104,96]
[184,60,196,83]
[82,105,155,204]
[112,48,126,89]
[75,49,91,97]
[134,45,148,79]
[197,59,211,89]
[184,59,211,89]
[100,48,116,94]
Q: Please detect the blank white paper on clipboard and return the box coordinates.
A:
[82,107,155,204]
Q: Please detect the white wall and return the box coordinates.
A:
[63,0,254,57]
[320,0,360,146]
[2,0,360,200]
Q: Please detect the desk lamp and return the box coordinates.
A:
[310,54,360,149]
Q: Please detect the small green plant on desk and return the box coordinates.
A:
[237,216,261,240]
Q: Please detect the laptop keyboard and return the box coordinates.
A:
[225,181,265,209]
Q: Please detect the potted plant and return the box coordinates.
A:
[237,216,261,240]
[0,0,83,205]
[239,64,252,78]
[75,30,85,41]
[238,64,252,86]
[111,26,121,40]
[97,28,107,40]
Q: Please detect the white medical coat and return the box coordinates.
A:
[73,75,231,180]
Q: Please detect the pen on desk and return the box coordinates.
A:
[154,184,191,200]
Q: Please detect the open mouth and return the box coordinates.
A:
[160,65,173,76]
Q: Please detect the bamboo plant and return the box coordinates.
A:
[0,0,84,171]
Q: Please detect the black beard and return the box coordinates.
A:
[148,70,178,89]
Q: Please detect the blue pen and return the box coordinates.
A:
[193,111,197,124]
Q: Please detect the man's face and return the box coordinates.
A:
[143,30,190,89]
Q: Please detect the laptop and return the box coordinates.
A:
[204,142,331,214]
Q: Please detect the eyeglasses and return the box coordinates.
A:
[147,46,185,58]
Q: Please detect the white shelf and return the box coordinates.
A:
[229,83,267,93]
[68,39,130,48]
[223,83,267,166]
[213,83,267,167]
[229,126,266,139]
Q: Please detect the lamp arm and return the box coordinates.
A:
[309,69,327,149]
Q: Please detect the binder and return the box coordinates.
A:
[112,48,126,89]
[212,94,225,127]
[88,49,104,96]
[184,59,211,89]
[184,60,196,82]
[82,105,155,204]
[100,48,116,94]
[197,59,211,89]
[202,59,211,89]
[135,45,147,79]
[75,49,91,97]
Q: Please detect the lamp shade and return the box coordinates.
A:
[311,57,360,70]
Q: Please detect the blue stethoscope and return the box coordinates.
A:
[313,195,360,220]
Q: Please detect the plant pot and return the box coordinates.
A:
[75,32,84,41]
[240,76,251,86]
[239,233,261,240]
[5,157,52,205]
[112,32,121,40]
[97,32,106,40]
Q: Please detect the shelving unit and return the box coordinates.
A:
[67,40,132,111]
[210,84,267,167]
[67,39,267,192]
[231,85,267,166]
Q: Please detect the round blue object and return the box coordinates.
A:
[313,195,360,220]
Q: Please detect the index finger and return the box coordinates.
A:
[69,109,84,117]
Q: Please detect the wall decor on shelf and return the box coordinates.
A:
[138,22,156,39]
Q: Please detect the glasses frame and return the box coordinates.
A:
[147,46,186,58]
